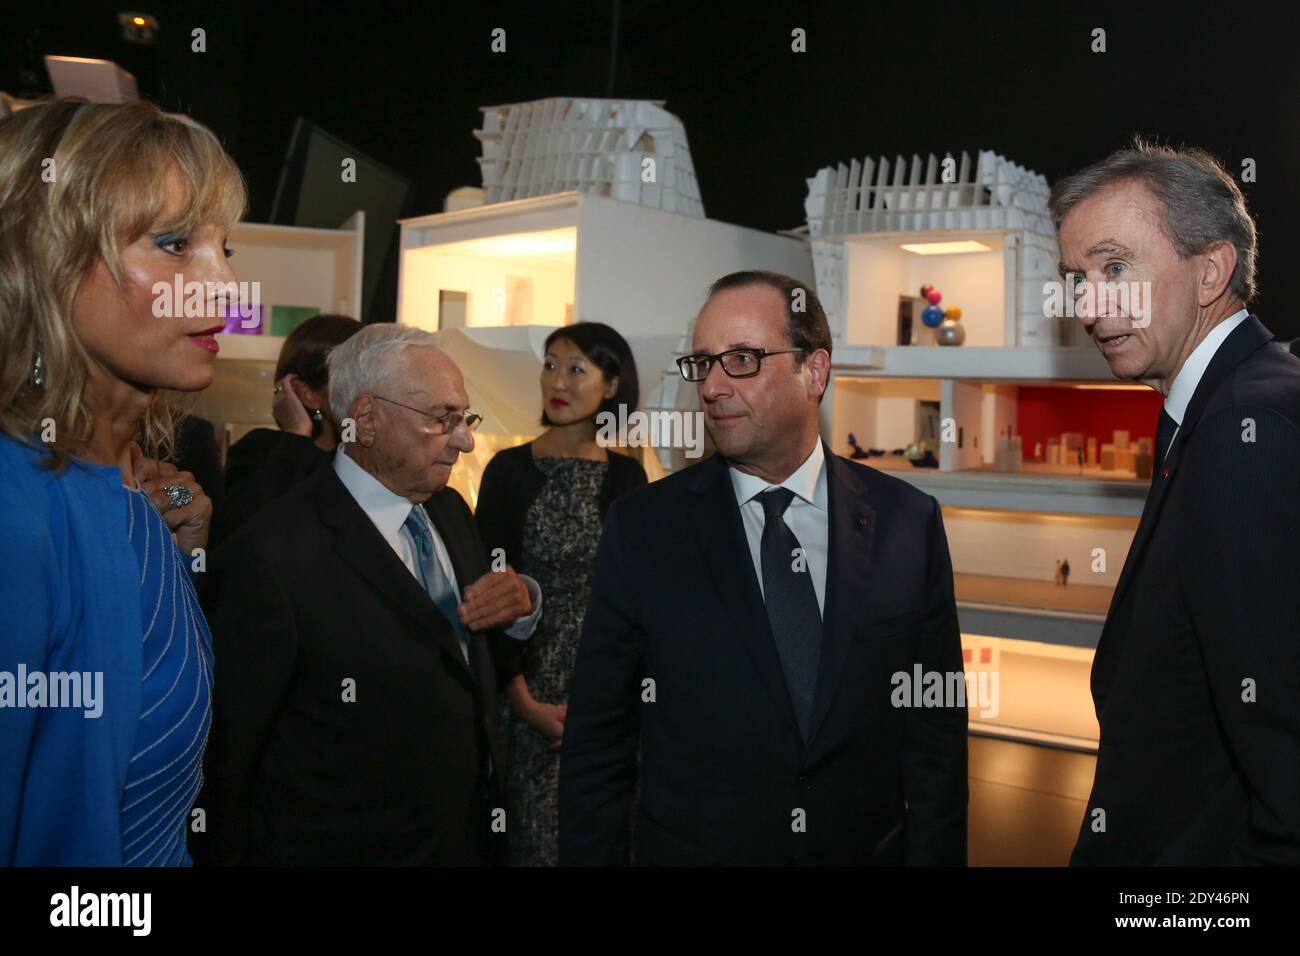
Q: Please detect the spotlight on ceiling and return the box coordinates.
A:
[118,12,159,46]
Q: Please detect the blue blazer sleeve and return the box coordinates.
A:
[0,438,143,865]
[0,444,56,864]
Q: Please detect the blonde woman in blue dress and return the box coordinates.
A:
[0,98,246,864]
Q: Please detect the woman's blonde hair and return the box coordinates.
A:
[0,97,247,467]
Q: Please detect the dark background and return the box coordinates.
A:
[4,0,1296,334]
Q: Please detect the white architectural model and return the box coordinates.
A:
[804,150,1059,345]
[475,98,704,218]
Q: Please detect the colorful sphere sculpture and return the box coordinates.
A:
[919,284,966,344]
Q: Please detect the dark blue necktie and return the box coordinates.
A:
[757,487,822,740]
[403,507,469,663]
[1156,408,1178,473]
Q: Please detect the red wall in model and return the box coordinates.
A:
[1013,386,1164,458]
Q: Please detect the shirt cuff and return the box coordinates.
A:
[503,574,542,640]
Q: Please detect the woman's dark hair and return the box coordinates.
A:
[541,322,640,427]
[274,313,361,388]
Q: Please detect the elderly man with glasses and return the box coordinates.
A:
[198,324,540,866]
[559,270,967,867]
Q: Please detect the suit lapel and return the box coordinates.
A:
[313,468,476,687]
[687,455,801,739]
[806,447,875,745]
[1102,451,1176,639]
[1102,315,1275,639]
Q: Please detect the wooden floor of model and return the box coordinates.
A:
[968,735,1096,866]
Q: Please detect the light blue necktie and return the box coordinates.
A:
[402,507,469,663]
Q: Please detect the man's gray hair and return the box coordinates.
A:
[1049,138,1257,304]
[326,323,440,427]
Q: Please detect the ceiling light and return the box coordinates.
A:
[900,240,993,255]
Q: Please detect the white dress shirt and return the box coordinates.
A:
[729,440,829,615]
[1162,309,1249,455]
[333,451,541,656]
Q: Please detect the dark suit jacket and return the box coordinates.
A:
[197,463,508,866]
[209,428,329,550]
[1073,314,1300,866]
[558,444,968,866]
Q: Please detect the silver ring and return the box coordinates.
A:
[162,484,194,510]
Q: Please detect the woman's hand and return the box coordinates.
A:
[525,701,567,750]
[272,373,313,437]
[508,679,566,750]
[130,442,213,557]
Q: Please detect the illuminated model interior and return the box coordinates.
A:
[808,150,1159,749]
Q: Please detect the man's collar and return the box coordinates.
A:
[333,449,417,546]
[728,440,827,511]
[1165,308,1249,425]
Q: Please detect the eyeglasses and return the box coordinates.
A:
[373,395,482,434]
[676,348,805,383]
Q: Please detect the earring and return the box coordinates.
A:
[310,408,323,424]
[30,349,44,388]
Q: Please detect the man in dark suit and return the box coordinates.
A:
[559,271,968,866]
[198,324,540,865]
[1054,142,1300,865]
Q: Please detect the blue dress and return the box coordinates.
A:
[1,436,216,864]
[119,487,213,866]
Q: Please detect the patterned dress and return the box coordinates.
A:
[505,457,608,866]
[120,487,214,865]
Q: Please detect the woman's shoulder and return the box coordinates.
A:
[0,431,52,471]
[484,441,536,475]
[606,448,649,483]
[0,433,92,503]
[0,435,127,526]
[0,436,68,566]
[0,434,51,521]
